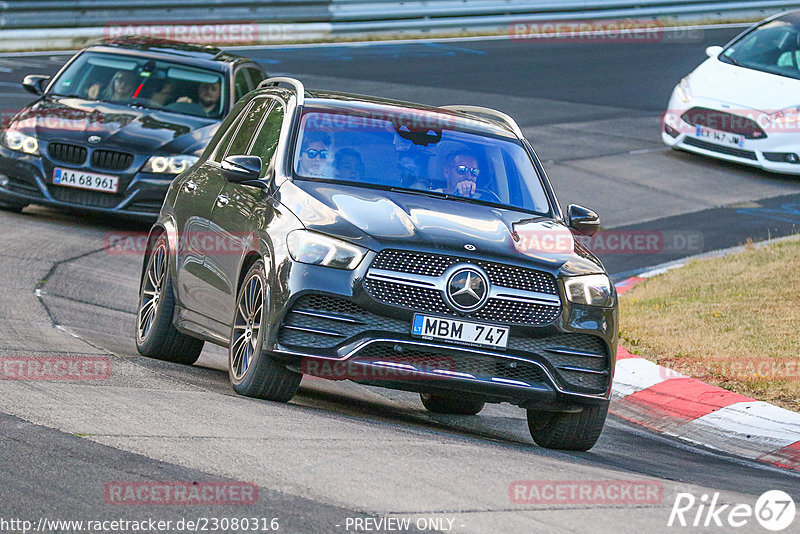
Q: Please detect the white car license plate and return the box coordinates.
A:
[53,168,119,193]
[695,126,745,147]
[412,314,509,349]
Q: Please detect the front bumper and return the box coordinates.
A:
[662,96,800,175]
[267,251,617,410]
[0,147,174,220]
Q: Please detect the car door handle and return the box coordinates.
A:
[183,180,197,192]
[216,194,229,207]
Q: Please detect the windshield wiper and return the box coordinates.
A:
[390,187,451,200]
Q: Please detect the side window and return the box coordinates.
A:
[234,69,252,102]
[225,98,272,158]
[248,100,284,166]
[211,104,250,163]
[246,67,264,87]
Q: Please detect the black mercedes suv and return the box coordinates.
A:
[135,77,618,451]
[0,37,264,219]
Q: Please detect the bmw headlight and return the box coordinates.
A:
[675,78,692,103]
[142,155,198,175]
[564,274,614,307]
[2,130,39,155]
[286,230,366,270]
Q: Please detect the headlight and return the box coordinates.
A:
[2,130,39,155]
[564,274,614,307]
[142,155,198,174]
[675,78,692,103]
[286,230,366,270]
[769,106,800,128]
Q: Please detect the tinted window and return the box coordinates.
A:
[225,98,272,158]
[49,51,227,118]
[292,110,551,215]
[248,101,284,165]
[234,68,253,101]
[723,17,800,79]
[246,67,264,87]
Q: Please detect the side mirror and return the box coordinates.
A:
[221,155,262,183]
[567,204,600,237]
[706,45,723,58]
[22,74,50,95]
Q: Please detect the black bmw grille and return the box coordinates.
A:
[91,149,134,171]
[683,137,758,160]
[48,143,87,165]
[680,107,766,140]
[49,186,120,208]
[371,249,558,295]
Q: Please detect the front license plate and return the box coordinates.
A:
[412,314,509,349]
[695,126,745,147]
[53,168,119,193]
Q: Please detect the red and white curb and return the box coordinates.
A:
[611,276,800,473]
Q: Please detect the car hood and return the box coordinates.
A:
[688,57,800,112]
[278,180,605,277]
[10,96,219,155]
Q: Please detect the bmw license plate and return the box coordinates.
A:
[412,314,509,349]
[695,126,745,147]
[53,167,119,193]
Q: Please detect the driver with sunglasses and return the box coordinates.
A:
[443,151,481,198]
[297,132,332,178]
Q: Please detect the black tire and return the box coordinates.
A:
[420,393,485,415]
[0,198,28,213]
[228,259,301,402]
[526,403,608,451]
[135,234,204,364]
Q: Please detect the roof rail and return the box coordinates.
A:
[258,77,305,106]
[439,105,525,139]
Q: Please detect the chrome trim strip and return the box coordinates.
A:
[545,347,606,359]
[372,361,417,371]
[366,267,561,305]
[282,324,345,337]
[491,377,531,387]
[556,365,609,376]
[291,309,365,325]
[432,369,476,379]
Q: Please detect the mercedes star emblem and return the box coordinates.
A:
[445,266,489,312]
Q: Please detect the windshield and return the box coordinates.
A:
[49,51,227,119]
[292,109,551,215]
[722,17,800,80]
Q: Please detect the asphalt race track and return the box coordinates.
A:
[1,27,799,533]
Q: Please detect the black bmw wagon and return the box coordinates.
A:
[135,77,618,451]
[0,37,264,219]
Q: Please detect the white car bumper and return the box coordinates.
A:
[662,95,800,175]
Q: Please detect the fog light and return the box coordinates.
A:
[0,174,8,187]
[786,153,799,164]
[664,124,680,138]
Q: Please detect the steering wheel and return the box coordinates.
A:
[475,188,502,203]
